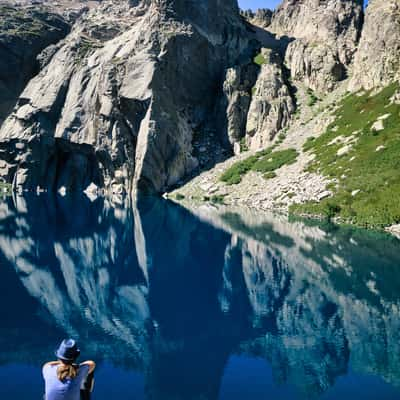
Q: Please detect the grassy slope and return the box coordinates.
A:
[291,83,400,228]
[220,148,298,185]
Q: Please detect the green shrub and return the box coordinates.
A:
[278,132,286,141]
[0,182,12,196]
[240,137,249,152]
[210,195,225,204]
[220,155,259,185]
[325,202,341,220]
[220,147,298,185]
[303,136,316,151]
[287,192,295,199]
[307,88,319,106]
[253,53,266,66]
[252,149,298,173]
[264,172,277,180]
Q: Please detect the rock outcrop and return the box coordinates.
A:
[0,0,250,195]
[349,0,400,91]
[0,3,70,125]
[218,62,259,151]
[246,48,295,149]
[241,8,273,28]
[269,0,364,94]
[226,0,364,150]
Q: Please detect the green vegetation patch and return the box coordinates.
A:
[264,171,277,180]
[239,137,249,152]
[293,82,400,228]
[210,195,225,204]
[307,88,319,107]
[0,182,12,196]
[252,148,298,173]
[0,5,59,39]
[253,53,267,66]
[220,154,260,185]
[220,148,298,185]
[75,37,103,65]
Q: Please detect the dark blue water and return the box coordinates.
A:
[0,194,400,399]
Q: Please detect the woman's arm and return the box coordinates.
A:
[80,360,96,374]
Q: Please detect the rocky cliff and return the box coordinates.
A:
[0,3,70,125]
[245,48,295,150]
[0,0,251,195]
[269,0,364,94]
[349,0,400,90]
[0,0,400,222]
[241,8,273,28]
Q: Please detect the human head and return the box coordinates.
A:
[55,339,81,364]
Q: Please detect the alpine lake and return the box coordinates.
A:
[0,194,400,400]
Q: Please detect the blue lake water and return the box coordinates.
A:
[0,194,399,399]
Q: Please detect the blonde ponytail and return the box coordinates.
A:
[57,363,78,381]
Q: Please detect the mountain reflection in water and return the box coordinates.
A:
[0,195,399,400]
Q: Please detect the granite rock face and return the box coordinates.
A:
[218,62,259,151]
[1,0,400,195]
[246,48,295,149]
[0,0,249,194]
[269,0,364,94]
[349,0,400,91]
[241,8,273,28]
[0,4,70,125]
[228,0,364,149]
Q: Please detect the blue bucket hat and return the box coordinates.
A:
[55,339,81,363]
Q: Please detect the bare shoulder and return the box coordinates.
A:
[42,361,60,370]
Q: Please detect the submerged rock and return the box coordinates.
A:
[386,224,400,240]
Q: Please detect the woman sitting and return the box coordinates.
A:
[42,339,96,400]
